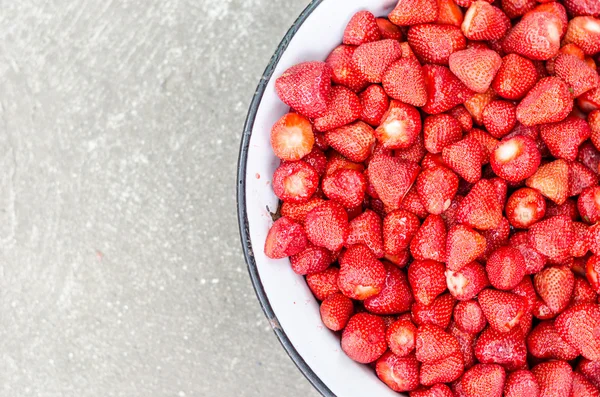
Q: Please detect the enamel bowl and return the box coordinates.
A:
[237,0,402,396]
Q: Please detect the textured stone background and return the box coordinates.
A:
[0,0,319,396]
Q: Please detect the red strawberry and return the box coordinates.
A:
[579,140,600,174]
[462,1,510,40]
[442,138,484,183]
[580,87,600,114]
[387,318,417,357]
[531,361,574,397]
[359,85,389,126]
[396,132,428,163]
[421,153,446,170]
[506,188,546,229]
[480,216,510,260]
[341,312,387,363]
[482,100,516,138]
[343,11,380,46]
[383,209,420,255]
[456,179,502,230]
[464,88,496,125]
[501,0,536,19]
[415,324,460,364]
[325,122,375,163]
[270,113,315,161]
[517,77,574,126]
[503,12,562,60]
[389,0,439,25]
[545,198,579,220]
[410,214,447,262]
[273,161,319,203]
[437,0,464,26]
[541,116,591,161]
[571,372,600,397]
[423,114,463,154]
[275,62,332,118]
[304,201,349,252]
[353,39,403,83]
[529,215,574,258]
[410,384,454,397]
[407,23,468,65]
[368,155,420,210]
[449,105,474,132]
[465,128,498,163]
[446,224,487,271]
[528,2,568,33]
[487,247,526,290]
[479,289,527,333]
[382,58,428,107]
[526,159,570,204]
[302,147,327,177]
[504,370,540,397]
[573,276,597,303]
[474,326,527,371]
[578,359,600,390]
[422,65,474,115]
[492,54,539,100]
[564,16,600,55]
[587,255,600,293]
[441,194,464,229]
[408,259,447,306]
[461,364,506,397]
[449,48,502,94]
[313,86,362,132]
[564,0,600,17]
[338,244,386,300]
[346,210,384,257]
[322,168,367,208]
[376,352,420,392]
[324,150,365,177]
[555,53,599,97]
[591,110,600,149]
[281,197,326,225]
[384,251,411,268]
[492,136,541,182]
[364,263,414,315]
[417,167,459,215]
[453,300,486,334]
[555,303,600,361]
[534,265,575,314]
[306,267,339,301]
[580,188,600,226]
[449,321,478,369]
[290,245,332,275]
[320,293,354,331]
[412,293,456,329]
[446,260,489,301]
[527,320,579,360]
[401,185,430,219]
[264,216,308,259]
[376,18,403,40]
[375,100,422,149]
[420,353,464,386]
[570,161,599,197]
[326,45,369,92]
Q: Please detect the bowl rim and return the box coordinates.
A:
[236,1,335,396]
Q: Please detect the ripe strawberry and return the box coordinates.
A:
[587,255,600,293]
[578,359,600,390]
[448,321,477,370]
[446,224,487,271]
[492,136,542,182]
[503,11,562,60]
[474,326,527,371]
[504,370,540,397]
[302,147,327,177]
[573,276,597,304]
[275,61,332,118]
[270,113,315,161]
[313,86,362,132]
[423,114,463,154]
[376,18,403,40]
[422,65,474,115]
[510,230,546,274]
[290,244,332,275]
[420,353,464,386]
[506,188,546,229]
[530,216,574,260]
[453,300,486,334]
[492,54,538,100]
[479,289,527,333]
[501,0,536,19]
[375,101,421,149]
[396,132,428,164]
[415,324,460,364]
[273,161,319,203]
[480,216,510,260]
[322,168,367,208]
[580,87,600,114]
[343,11,380,46]
[359,85,389,126]
[527,320,579,360]
[526,159,570,204]
[383,209,420,256]
[376,352,420,392]
[465,129,498,163]
[449,48,503,94]
[555,303,600,361]
[482,100,516,138]
[281,197,326,225]
[534,265,575,314]
[461,364,506,397]
[417,167,459,215]
[346,210,385,258]
[338,244,386,300]
[516,77,574,126]
[564,0,600,17]
[320,293,354,331]
[571,372,600,397]
[442,138,484,183]
[441,193,464,229]
[412,293,456,329]
[306,267,340,301]
[579,186,600,224]
[531,361,574,397]
[487,247,527,290]
[365,263,414,315]
[325,121,376,163]
[353,39,403,83]
[384,251,411,268]
[407,24,467,66]
[401,185,430,219]
[437,0,464,26]
[462,1,510,40]
[341,312,387,363]
[410,214,447,262]
[564,16,600,55]
[446,260,489,301]
[464,88,497,126]
[408,259,447,306]
[305,201,349,252]
[579,141,600,174]
[325,151,367,177]
[555,53,599,97]
[264,216,308,259]
[570,161,599,197]
[456,179,502,230]
[528,2,568,33]
[541,116,591,161]
[386,318,417,357]
[389,0,440,25]
[591,110,600,149]
[382,58,428,107]
[449,105,474,132]
[410,384,454,397]
[326,45,369,92]
[368,155,420,210]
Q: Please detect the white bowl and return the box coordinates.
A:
[237,1,402,396]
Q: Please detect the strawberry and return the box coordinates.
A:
[375,100,422,149]
[306,267,340,301]
[386,318,417,357]
[478,288,526,333]
[353,39,403,83]
[531,361,574,397]
[305,201,349,252]
[376,18,403,40]
[541,116,591,161]
[322,168,367,208]
[442,138,484,183]
[341,312,387,363]
[420,353,464,386]
[325,151,367,177]
[555,303,600,361]
[571,372,600,397]
[480,216,510,260]
[578,359,600,390]
[502,12,562,60]
[492,136,542,182]
[410,384,454,397]
[456,179,503,230]
[591,110,600,149]
[291,245,332,275]
[529,215,574,259]
[270,113,315,161]
[383,209,420,255]
[415,324,460,364]
[325,122,376,163]
[528,2,568,33]
[564,16,600,55]
[464,88,497,126]
[401,185,430,219]
[587,255,600,293]
[368,154,420,210]
[465,129,498,163]
[422,65,474,115]
[506,188,546,229]
[412,293,456,329]
[389,0,439,25]
[570,161,599,197]
[314,131,329,151]
[441,194,464,229]
[564,0,600,17]
[346,210,385,258]
[462,1,510,40]
[264,216,308,259]
[555,53,599,97]
[501,0,536,19]
[376,352,420,392]
[534,265,575,314]
[453,300,486,334]
[343,11,381,46]
[482,100,516,138]
[446,260,490,301]
[359,85,389,126]
[313,86,362,132]
[421,153,446,170]
[449,48,503,93]
[364,263,414,315]
[449,105,474,132]
[573,276,597,303]
[302,147,327,176]
[487,247,527,290]
[446,224,487,271]
[326,45,369,92]
[396,132,428,164]
[579,141,600,174]
[423,114,463,154]
[526,159,570,204]
[417,167,459,215]
[320,293,354,331]
[437,0,464,26]
[527,320,579,360]
[338,244,386,300]
[580,87,600,114]
[461,364,506,397]
[382,58,428,107]
[407,24,466,66]
[579,186,600,223]
[410,214,447,262]
[474,326,527,371]
[408,259,448,306]
[448,321,478,369]
[504,370,540,397]
[275,61,332,118]
[273,161,319,203]
[492,54,539,100]
[281,197,326,225]
[516,77,574,126]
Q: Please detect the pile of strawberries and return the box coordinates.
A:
[263,0,600,395]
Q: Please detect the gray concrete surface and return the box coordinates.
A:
[0,1,319,396]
